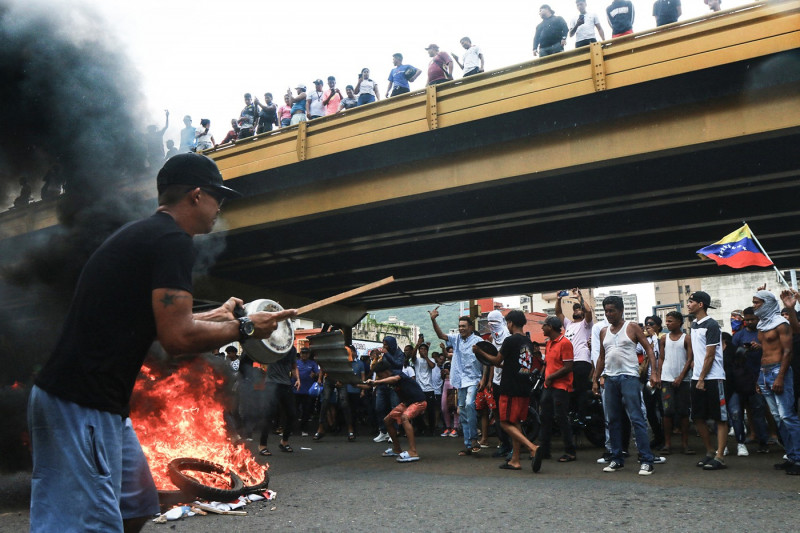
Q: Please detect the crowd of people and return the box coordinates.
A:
[219,283,800,476]
[148,0,723,157]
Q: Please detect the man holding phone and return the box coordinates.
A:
[569,0,606,48]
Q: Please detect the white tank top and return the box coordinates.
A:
[661,333,689,382]
[602,321,639,377]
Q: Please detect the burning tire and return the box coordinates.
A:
[241,471,270,494]
[167,458,245,501]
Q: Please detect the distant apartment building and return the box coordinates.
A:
[594,290,639,323]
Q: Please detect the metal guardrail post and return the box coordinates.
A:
[590,42,606,92]
[296,121,307,161]
[426,85,438,130]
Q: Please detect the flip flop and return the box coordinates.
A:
[278,443,293,453]
[499,463,522,470]
[471,446,482,454]
[382,448,400,457]
[558,454,576,463]
[532,446,544,473]
[458,449,472,456]
[397,452,420,463]
[312,433,324,441]
[347,433,356,442]
[258,448,272,456]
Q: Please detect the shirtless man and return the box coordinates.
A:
[753,288,800,475]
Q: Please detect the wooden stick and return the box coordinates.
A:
[295,276,395,315]
[192,502,247,515]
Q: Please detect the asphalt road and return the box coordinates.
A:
[2,431,799,532]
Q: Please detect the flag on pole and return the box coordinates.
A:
[696,224,774,268]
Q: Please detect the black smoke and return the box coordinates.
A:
[0,0,155,471]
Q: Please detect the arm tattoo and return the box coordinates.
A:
[159,292,186,308]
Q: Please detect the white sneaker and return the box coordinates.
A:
[373,432,389,443]
[723,446,729,456]
[603,461,624,472]
[301,432,309,437]
[737,443,749,456]
[728,427,735,437]
[639,463,654,476]
[653,456,667,464]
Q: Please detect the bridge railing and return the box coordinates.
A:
[206,0,799,183]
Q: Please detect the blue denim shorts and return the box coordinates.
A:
[28,386,159,532]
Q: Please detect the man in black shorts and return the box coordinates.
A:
[28,153,297,532]
[686,291,729,470]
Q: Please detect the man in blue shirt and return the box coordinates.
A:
[386,53,422,98]
[430,307,482,455]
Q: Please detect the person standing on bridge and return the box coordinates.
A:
[569,0,606,48]
[452,37,484,77]
[425,44,453,86]
[430,308,483,455]
[533,4,568,57]
[593,295,659,475]
[28,153,297,532]
[386,53,422,98]
[652,0,681,27]
[288,84,308,125]
[606,0,635,38]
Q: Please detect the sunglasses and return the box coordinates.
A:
[201,188,225,208]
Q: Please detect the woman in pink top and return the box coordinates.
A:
[278,94,293,127]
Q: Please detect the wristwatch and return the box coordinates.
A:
[237,317,255,341]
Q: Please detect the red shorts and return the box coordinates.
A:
[387,401,427,423]
[475,387,496,410]
[498,395,529,423]
[612,29,633,38]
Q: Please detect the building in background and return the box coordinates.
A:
[594,290,639,323]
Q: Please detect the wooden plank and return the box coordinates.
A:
[295,276,395,315]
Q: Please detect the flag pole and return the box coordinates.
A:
[742,221,790,288]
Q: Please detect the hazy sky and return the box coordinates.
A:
[75,0,747,145]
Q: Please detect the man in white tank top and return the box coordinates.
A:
[593,295,660,475]
[657,311,694,454]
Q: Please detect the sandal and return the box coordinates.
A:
[657,447,671,455]
[312,432,324,441]
[258,447,272,456]
[471,446,482,454]
[458,449,473,456]
[532,446,544,473]
[278,443,293,453]
[347,432,356,442]
[499,463,522,470]
[558,454,576,462]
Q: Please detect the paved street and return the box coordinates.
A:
[2,431,799,532]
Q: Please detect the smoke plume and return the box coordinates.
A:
[0,0,154,471]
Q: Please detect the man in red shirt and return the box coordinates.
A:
[425,44,452,86]
[538,316,576,462]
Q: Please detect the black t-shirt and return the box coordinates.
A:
[391,371,426,405]
[36,212,194,416]
[653,0,680,26]
[498,334,537,397]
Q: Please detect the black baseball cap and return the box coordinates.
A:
[689,291,716,309]
[156,153,242,200]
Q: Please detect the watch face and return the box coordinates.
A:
[240,318,255,336]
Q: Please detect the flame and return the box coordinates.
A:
[130,359,266,491]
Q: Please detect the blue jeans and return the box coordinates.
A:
[457,384,478,448]
[357,93,376,106]
[28,386,159,532]
[375,384,400,433]
[727,391,769,445]
[759,365,800,463]
[603,375,654,465]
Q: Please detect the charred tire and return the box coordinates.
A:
[241,471,270,494]
[168,458,245,501]
[157,489,187,509]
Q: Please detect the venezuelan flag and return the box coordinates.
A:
[696,224,773,268]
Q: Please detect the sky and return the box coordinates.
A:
[69,0,748,145]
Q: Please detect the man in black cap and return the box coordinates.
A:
[28,153,297,532]
[533,4,569,57]
[686,290,729,470]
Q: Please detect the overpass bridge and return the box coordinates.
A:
[2,1,799,324]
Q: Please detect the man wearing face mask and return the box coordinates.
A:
[752,289,800,475]
[731,307,770,454]
[730,310,744,335]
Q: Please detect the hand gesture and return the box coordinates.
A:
[757,283,767,291]
[780,289,797,308]
[429,306,440,320]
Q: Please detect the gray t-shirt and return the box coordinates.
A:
[266,349,295,385]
